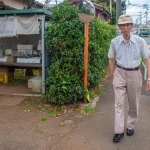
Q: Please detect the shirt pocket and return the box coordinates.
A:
[133,49,141,60]
[115,48,122,60]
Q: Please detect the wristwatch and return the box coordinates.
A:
[147,78,150,81]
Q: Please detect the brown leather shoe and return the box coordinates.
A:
[127,129,134,136]
[113,133,124,142]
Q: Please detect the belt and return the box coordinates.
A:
[117,65,139,71]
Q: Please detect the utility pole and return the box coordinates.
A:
[110,0,112,18]
[116,0,121,36]
[116,0,121,22]
[139,12,142,25]
[146,10,148,25]
[143,4,148,25]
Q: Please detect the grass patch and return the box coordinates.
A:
[41,117,47,121]
[16,96,94,117]
[80,106,97,115]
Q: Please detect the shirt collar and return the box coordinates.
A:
[118,34,136,45]
[130,34,136,43]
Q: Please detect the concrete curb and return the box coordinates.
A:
[79,96,100,108]
[0,92,41,97]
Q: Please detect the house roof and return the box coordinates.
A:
[93,3,110,18]
[0,9,52,20]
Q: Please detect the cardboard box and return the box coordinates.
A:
[7,56,17,62]
[17,44,34,50]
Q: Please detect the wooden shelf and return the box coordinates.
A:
[0,62,42,69]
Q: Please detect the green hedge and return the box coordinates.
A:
[44,1,115,104]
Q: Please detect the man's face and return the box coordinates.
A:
[118,23,133,35]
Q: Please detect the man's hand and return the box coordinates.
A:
[145,58,150,91]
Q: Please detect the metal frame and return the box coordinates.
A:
[0,9,52,17]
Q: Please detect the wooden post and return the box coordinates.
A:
[84,23,89,103]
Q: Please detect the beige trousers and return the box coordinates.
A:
[113,67,142,134]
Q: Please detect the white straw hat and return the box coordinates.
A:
[118,15,133,25]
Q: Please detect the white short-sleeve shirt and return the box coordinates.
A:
[108,34,149,68]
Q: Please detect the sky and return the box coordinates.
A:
[125,0,150,24]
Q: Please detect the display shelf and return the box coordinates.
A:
[0,62,42,69]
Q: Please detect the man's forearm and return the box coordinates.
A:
[109,58,115,78]
[145,58,150,79]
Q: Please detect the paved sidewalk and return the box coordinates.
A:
[0,77,150,150]
[49,78,150,150]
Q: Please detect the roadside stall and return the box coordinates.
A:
[0,9,52,94]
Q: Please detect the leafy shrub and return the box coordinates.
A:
[44,1,115,104]
[88,19,115,87]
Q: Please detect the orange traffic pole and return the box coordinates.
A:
[84,23,89,103]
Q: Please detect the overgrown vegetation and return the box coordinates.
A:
[44,1,115,105]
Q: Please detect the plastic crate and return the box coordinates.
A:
[0,72,14,84]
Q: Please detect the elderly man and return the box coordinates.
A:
[108,14,150,142]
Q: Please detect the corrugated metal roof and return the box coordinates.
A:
[0,9,52,19]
